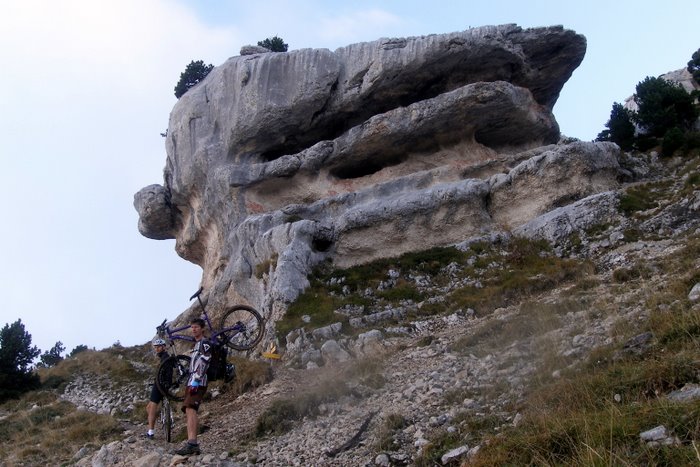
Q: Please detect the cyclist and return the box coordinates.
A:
[175,318,212,456]
[145,338,169,439]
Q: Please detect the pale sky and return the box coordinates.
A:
[0,0,698,355]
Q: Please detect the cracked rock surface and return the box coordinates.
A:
[134,24,610,339]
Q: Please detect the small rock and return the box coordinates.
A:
[414,437,429,448]
[667,384,700,403]
[374,453,390,466]
[622,332,654,355]
[689,283,700,302]
[640,425,669,442]
[441,445,469,464]
[512,412,523,426]
[170,454,188,465]
[132,452,162,467]
[320,340,351,364]
[240,45,271,55]
[72,446,91,460]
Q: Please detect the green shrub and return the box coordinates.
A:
[683,130,700,151]
[618,186,657,215]
[662,127,685,157]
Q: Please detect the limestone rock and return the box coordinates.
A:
[240,45,271,55]
[688,283,700,301]
[134,24,618,337]
[441,445,470,464]
[320,339,352,364]
[133,184,176,240]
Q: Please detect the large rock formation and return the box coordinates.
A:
[135,24,622,334]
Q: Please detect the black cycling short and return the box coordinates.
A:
[149,383,164,403]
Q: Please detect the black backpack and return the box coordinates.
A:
[206,341,228,381]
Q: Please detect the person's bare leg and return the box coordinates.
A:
[147,402,157,430]
[186,407,198,443]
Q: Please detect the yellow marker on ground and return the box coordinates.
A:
[262,342,281,359]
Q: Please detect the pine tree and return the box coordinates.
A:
[257,36,288,52]
[38,341,65,368]
[633,76,698,137]
[596,102,636,150]
[0,319,41,401]
[687,48,700,82]
[174,60,214,99]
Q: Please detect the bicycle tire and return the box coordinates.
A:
[161,398,172,442]
[219,305,264,351]
[156,354,191,402]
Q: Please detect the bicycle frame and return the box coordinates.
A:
[156,287,248,346]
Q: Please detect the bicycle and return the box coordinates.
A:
[155,287,264,401]
[160,395,174,442]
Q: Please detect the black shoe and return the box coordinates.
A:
[175,442,201,456]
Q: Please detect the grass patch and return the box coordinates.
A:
[471,396,700,466]
[374,413,408,452]
[277,285,350,337]
[280,237,594,340]
[447,244,592,317]
[618,185,659,215]
[38,348,148,385]
[224,356,274,396]
[467,295,700,467]
[0,395,122,465]
[255,253,278,278]
[612,262,654,282]
[278,246,469,337]
[375,280,423,302]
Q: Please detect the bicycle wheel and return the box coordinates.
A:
[156,354,191,401]
[161,399,172,442]
[219,305,264,351]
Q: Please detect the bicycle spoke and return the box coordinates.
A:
[156,355,191,402]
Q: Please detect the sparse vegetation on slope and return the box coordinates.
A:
[278,239,592,341]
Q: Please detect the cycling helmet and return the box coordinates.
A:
[152,338,166,346]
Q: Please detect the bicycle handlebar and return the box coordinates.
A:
[189,287,204,301]
[156,319,167,336]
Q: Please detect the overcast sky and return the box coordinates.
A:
[1,0,698,355]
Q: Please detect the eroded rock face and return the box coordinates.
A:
[134,24,621,332]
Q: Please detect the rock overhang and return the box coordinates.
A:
[134,24,616,329]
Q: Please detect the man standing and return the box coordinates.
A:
[145,338,169,439]
[175,318,211,456]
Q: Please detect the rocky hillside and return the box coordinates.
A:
[4,144,700,465]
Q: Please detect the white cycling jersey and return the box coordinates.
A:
[187,338,212,387]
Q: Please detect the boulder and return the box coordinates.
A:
[134,24,621,337]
